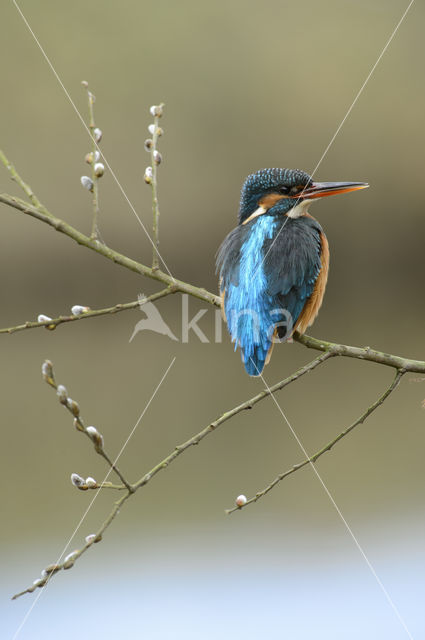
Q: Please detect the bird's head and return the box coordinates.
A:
[238,168,368,225]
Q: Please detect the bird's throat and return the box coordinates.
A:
[286,199,312,219]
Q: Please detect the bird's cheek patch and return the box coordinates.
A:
[258,193,287,210]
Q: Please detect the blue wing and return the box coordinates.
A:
[217,215,322,376]
[263,216,323,339]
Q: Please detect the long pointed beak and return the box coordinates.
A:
[297,181,369,200]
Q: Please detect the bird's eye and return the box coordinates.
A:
[278,186,289,195]
[289,184,303,196]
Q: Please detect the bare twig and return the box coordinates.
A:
[0,148,49,215]
[42,361,132,491]
[0,193,422,374]
[294,333,425,373]
[0,192,220,307]
[133,351,334,490]
[226,369,405,513]
[0,190,424,374]
[84,84,101,241]
[11,346,414,599]
[12,491,132,600]
[12,351,331,599]
[0,184,423,373]
[0,288,174,334]
[96,482,127,490]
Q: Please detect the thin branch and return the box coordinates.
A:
[1,191,424,375]
[0,288,174,335]
[0,192,221,308]
[148,104,164,270]
[97,482,127,490]
[226,368,405,514]
[12,351,331,599]
[294,332,425,374]
[12,491,132,600]
[86,87,101,241]
[0,148,50,215]
[132,350,334,490]
[42,361,132,492]
[11,339,415,598]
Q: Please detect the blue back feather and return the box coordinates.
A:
[225,215,278,375]
[217,214,323,376]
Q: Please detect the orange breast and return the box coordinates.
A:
[294,231,329,335]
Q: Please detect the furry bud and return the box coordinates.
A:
[150,105,163,117]
[74,418,85,432]
[67,397,80,417]
[93,127,102,142]
[44,564,60,575]
[86,426,104,451]
[85,151,100,165]
[57,385,68,404]
[148,124,163,136]
[71,473,85,488]
[94,162,105,177]
[80,176,93,191]
[144,166,153,184]
[144,138,153,151]
[71,305,90,316]
[32,578,44,588]
[235,494,247,507]
[37,314,52,323]
[63,551,78,569]
[153,150,162,165]
[85,534,96,545]
[42,360,55,386]
[85,476,97,488]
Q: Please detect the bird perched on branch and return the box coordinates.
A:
[216,168,368,376]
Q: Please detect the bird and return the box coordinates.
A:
[216,168,368,376]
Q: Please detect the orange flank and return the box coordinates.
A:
[295,232,329,334]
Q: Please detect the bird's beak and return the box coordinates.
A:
[297,181,369,200]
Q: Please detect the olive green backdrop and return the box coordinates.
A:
[2,1,424,638]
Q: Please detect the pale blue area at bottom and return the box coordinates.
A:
[3,541,423,640]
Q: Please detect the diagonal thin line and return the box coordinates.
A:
[256,0,415,279]
[12,0,175,283]
[308,0,415,180]
[12,356,176,640]
[251,359,414,639]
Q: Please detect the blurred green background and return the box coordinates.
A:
[2,1,424,638]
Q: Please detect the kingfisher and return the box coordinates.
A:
[216,168,368,376]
